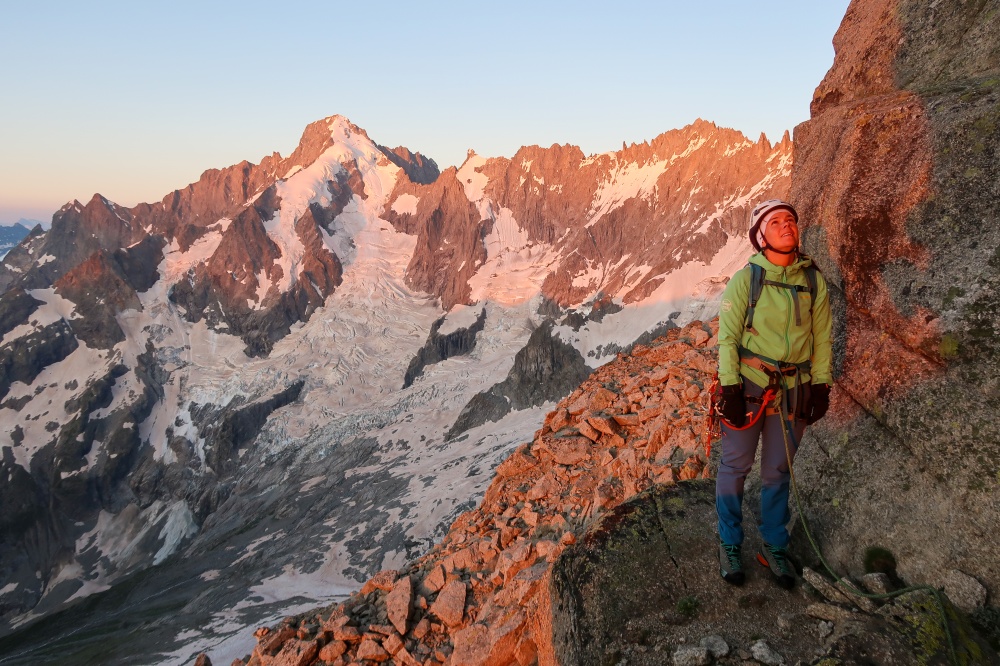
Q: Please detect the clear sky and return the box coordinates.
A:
[0,0,851,226]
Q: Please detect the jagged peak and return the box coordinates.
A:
[58,200,84,214]
[458,149,484,170]
[90,193,124,211]
[294,114,374,153]
[377,144,440,185]
[689,117,719,131]
[278,114,383,178]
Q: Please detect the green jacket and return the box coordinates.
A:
[718,253,833,388]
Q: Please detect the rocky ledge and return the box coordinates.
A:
[553,481,993,665]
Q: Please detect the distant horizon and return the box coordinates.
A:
[0,1,851,226]
[1,218,44,229]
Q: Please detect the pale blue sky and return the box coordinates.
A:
[0,1,851,226]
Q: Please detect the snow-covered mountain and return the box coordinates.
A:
[0,223,33,261]
[0,116,790,664]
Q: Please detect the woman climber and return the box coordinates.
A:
[714,199,833,589]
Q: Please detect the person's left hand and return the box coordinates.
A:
[806,383,831,424]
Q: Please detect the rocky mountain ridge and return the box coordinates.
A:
[220,319,722,666]
[0,110,791,662]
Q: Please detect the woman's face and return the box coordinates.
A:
[762,209,799,252]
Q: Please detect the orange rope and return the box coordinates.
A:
[703,376,776,460]
[724,388,776,431]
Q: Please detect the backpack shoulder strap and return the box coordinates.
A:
[800,259,822,317]
[745,263,764,334]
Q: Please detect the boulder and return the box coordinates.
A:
[355,637,390,662]
[318,640,347,661]
[672,646,710,666]
[429,580,467,627]
[360,569,398,595]
[268,639,318,666]
[942,569,988,613]
[386,575,413,635]
[550,437,590,465]
[750,640,784,666]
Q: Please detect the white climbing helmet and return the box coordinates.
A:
[749,199,799,251]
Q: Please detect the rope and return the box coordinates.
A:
[772,374,960,666]
[727,388,777,432]
[703,375,775,460]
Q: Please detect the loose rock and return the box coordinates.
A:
[429,580,467,627]
[699,634,729,657]
[270,639,318,666]
[818,620,834,640]
[356,637,390,662]
[942,569,988,613]
[805,602,854,622]
[360,569,399,595]
[318,640,347,661]
[802,567,853,606]
[860,572,892,595]
[386,575,413,635]
[672,645,711,666]
[750,639,785,665]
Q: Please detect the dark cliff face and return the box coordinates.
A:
[377,144,440,185]
[52,239,168,350]
[403,308,488,388]
[446,320,591,440]
[792,0,1000,596]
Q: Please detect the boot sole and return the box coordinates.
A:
[721,570,745,586]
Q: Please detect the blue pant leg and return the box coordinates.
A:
[715,381,766,546]
[758,406,807,548]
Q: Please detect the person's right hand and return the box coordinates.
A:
[719,383,746,427]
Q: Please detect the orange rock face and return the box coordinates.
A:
[789,0,1000,601]
[793,0,938,408]
[386,575,413,636]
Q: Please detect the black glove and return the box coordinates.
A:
[806,383,831,425]
[718,383,746,427]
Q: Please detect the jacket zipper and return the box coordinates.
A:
[782,267,791,361]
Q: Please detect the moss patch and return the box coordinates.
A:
[882,590,990,665]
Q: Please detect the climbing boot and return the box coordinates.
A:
[719,542,745,586]
[756,542,795,589]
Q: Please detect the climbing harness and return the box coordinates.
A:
[703,372,778,460]
[771,375,961,666]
